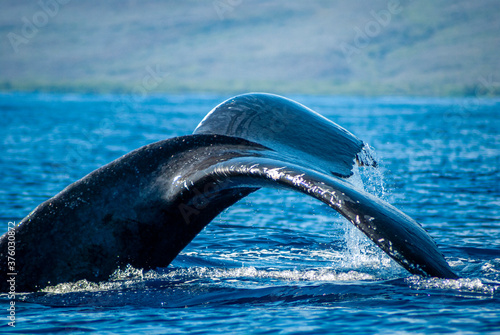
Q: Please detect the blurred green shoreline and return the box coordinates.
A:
[2,1,499,98]
[1,80,499,97]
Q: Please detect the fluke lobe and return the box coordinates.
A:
[0,93,458,292]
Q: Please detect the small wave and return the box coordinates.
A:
[157,266,377,282]
[37,265,380,296]
[25,265,390,308]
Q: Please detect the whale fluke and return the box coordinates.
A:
[194,93,377,177]
[0,93,457,292]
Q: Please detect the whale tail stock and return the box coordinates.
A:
[0,93,457,292]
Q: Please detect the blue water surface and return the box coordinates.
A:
[0,92,499,334]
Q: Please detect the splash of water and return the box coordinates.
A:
[341,143,401,274]
[350,143,388,200]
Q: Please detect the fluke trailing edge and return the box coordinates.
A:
[0,93,458,292]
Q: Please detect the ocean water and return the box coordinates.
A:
[0,92,499,334]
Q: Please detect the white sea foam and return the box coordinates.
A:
[152,266,377,282]
[40,264,379,294]
[405,276,499,295]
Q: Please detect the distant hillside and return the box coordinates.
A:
[1,0,499,96]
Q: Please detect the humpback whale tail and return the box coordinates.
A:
[0,93,457,293]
